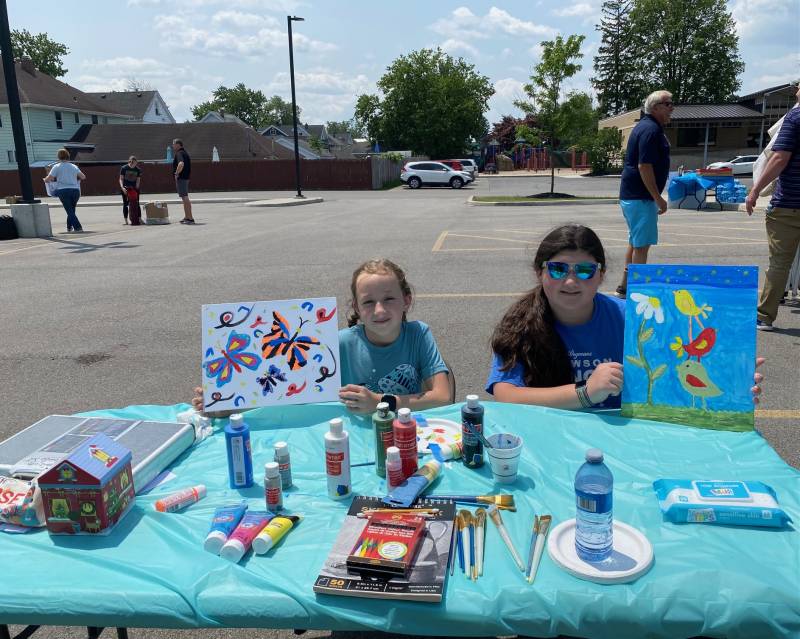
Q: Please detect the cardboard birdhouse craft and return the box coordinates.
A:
[38,433,135,535]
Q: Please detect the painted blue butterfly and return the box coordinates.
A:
[256,364,288,396]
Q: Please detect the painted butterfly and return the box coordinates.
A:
[204,331,261,388]
[256,364,288,396]
[261,312,320,370]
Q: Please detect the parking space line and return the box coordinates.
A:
[431,230,448,252]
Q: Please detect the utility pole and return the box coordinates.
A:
[287,15,305,198]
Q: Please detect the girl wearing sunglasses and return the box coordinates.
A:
[486,224,764,410]
[487,224,625,409]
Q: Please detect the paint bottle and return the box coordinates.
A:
[372,402,396,478]
[383,459,442,507]
[392,408,418,479]
[386,446,404,491]
[264,461,283,513]
[154,484,207,513]
[274,441,292,489]
[325,418,351,500]
[204,502,248,554]
[461,395,485,469]
[225,413,254,489]
[253,514,301,555]
[219,511,273,563]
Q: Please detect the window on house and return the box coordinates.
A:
[677,126,716,147]
[155,105,160,115]
[55,111,63,129]
[7,150,16,162]
[103,116,108,124]
[0,114,3,127]
[74,113,80,124]
[91,114,98,124]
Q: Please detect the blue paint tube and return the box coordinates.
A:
[204,502,248,554]
[382,459,442,507]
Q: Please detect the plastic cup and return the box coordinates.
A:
[486,433,523,484]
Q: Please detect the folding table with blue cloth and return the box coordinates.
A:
[1,401,798,639]
[668,172,739,210]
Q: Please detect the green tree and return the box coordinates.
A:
[630,0,744,102]
[354,48,494,157]
[10,29,69,78]
[515,34,585,194]
[325,119,363,138]
[582,127,624,174]
[191,85,299,129]
[558,92,598,148]
[592,0,644,116]
[308,135,325,154]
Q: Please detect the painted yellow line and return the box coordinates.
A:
[446,233,533,245]
[755,410,800,419]
[0,229,133,256]
[657,230,762,242]
[431,230,448,252]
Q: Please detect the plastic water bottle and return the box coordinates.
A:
[574,448,613,562]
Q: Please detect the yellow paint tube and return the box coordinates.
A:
[252,514,301,555]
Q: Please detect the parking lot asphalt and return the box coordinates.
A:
[1,175,797,639]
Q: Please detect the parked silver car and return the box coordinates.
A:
[455,158,478,180]
[400,161,474,189]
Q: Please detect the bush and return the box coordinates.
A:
[385,152,404,163]
[583,127,623,174]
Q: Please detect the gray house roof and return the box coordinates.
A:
[671,104,764,121]
[85,90,161,120]
[198,111,249,126]
[68,122,293,162]
[260,124,310,138]
[0,59,129,116]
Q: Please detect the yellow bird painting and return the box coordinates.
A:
[673,289,713,340]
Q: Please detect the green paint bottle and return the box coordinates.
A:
[372,402,395,477]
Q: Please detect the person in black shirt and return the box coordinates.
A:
[616,90,674,297]
[172,138,195,224]
[119,156,142,225]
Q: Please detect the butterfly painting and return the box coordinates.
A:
[257,365,288,396]
[203,331,261,388]
[261,312,320,370]
[202,298,340,411]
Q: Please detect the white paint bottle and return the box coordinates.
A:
[325,418,351,500]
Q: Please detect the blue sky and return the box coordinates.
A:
[9,1,800,125]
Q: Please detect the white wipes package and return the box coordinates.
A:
[0,476,45,528]
[653,479,792,528]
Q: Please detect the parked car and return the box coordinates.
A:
[706,155,758,175]
[454,158,478,179]
[400,161,474,189]
[437,160,463,172]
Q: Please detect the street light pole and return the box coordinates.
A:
[0,0,37,203]
[287,15,305,199]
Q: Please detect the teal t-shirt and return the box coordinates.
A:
[339,320,448,395]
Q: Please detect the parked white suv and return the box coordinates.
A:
[706,155,758,175]
[455,158,478,180]
[400,161,474,189]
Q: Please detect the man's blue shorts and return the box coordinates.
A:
[620,199,659,248]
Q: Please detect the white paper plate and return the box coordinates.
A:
[547,518,653,584]
[416,417,462,454]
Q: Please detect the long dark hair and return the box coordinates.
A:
[490,224,606,387]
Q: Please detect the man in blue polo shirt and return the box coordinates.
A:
[616,90,674,297]
[746,83,800,330]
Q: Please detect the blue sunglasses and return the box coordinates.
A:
[542,261,602,280]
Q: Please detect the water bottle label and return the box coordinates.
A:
[576,489,612,514]
[230,436,245,485]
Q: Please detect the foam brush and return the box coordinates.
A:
[431,494,516,511]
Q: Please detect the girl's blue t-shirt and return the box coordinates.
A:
[339,320,448,396]
[486,293,626,408]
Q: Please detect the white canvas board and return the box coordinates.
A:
[201,298,340,411]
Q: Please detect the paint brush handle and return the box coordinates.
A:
[431,495,481,503]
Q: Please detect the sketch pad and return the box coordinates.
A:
[547,519,654,584]
[0,415,194,491]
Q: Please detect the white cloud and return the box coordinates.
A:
[731,0,799,38]
[131,0,301,8]
[440,38,480,58]
[553,3,595,17]
[494,77,526,100]
[211,11,279,30]
[429,6,556,43]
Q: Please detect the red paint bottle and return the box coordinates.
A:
[392,408,418,479]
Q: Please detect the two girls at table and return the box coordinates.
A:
[195,226,762,415]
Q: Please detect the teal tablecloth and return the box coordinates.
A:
[1,402,798,638]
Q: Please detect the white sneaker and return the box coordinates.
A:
[756,319,774,331]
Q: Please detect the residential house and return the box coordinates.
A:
[197,110,249,126]
[599,103,764,170]
[84,90,175,124]
[260,123,363,158]
[69,122,294,163]
[0,59,132,170]
[736,83,799,149]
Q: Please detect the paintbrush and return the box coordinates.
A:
[465,511,476,580]
[526,514,538,581]
[528,515,552,584]
[431,494,516,511]
[458,509,472,576]
[455,512,465,574]
[475,508,487,577]
[448,511,459,576]
[488,505,525,573]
